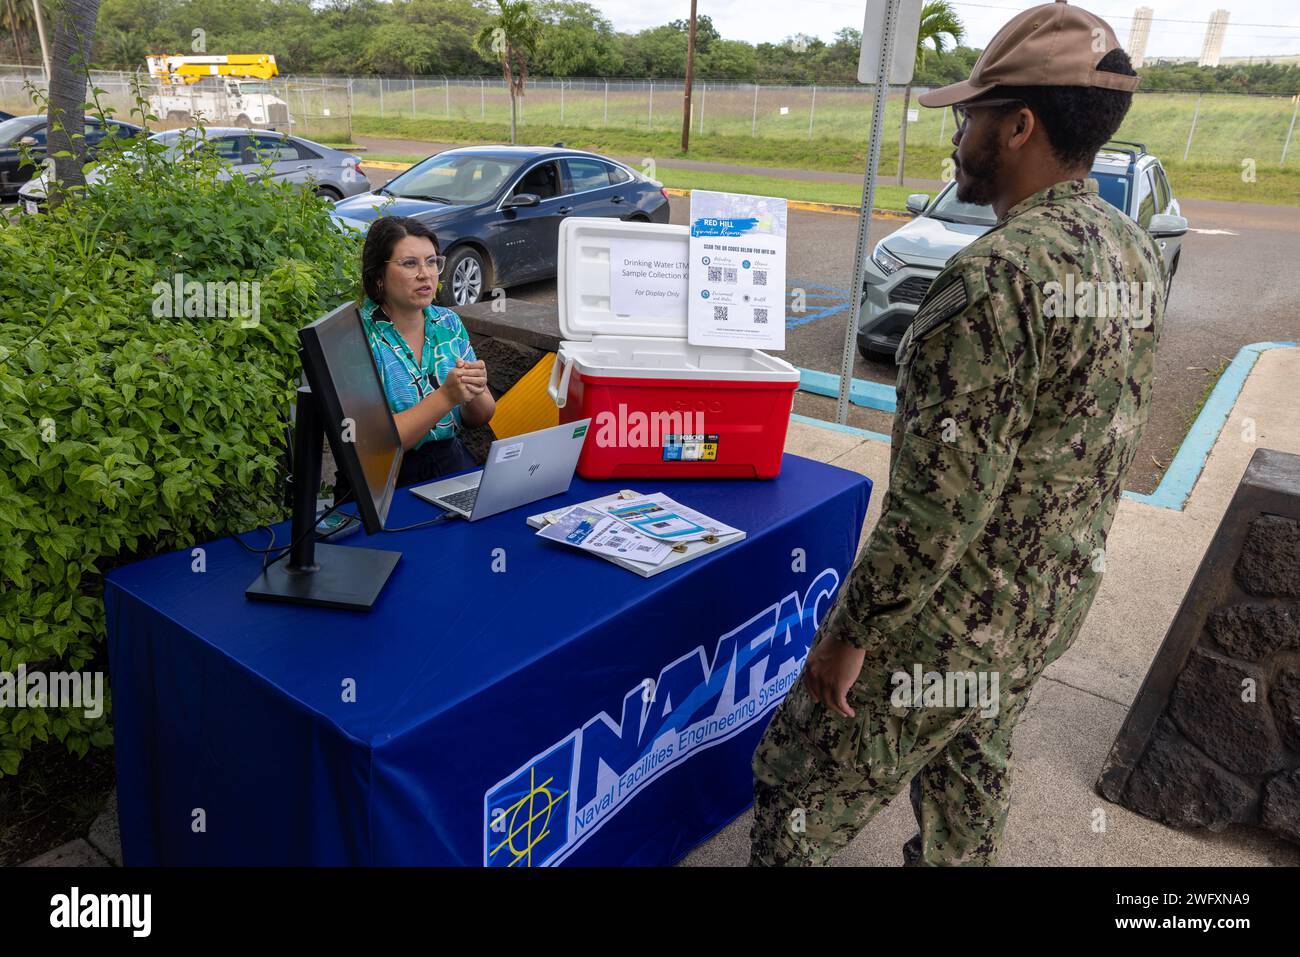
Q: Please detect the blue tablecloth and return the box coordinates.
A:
[106,453,871,866]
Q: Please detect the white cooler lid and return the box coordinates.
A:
[557,217,692,342]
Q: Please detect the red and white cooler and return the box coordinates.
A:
[547,217,799,479]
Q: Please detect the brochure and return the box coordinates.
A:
[598,494,742,543]
[536,506,673,566]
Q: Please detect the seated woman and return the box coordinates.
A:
[354,215,496,489]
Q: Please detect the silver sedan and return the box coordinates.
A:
[17,127,369,211]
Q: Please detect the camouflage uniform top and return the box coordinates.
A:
[825,178,1165,676]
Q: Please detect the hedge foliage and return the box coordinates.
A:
[0,120,361,775]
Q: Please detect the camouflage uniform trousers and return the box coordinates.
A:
[750,622,1077,866]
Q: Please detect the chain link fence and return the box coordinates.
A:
[3,65,1298,165]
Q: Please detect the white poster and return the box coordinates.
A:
[688,190,787,349]
[609,237,689,318]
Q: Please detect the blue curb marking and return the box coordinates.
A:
[790,341,1298,513]
[796,367,897,413]
[1120,340,1297,511]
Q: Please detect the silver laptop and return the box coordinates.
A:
[409,419,592,521]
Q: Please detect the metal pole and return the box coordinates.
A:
[411,76,416,117]
[1182,94,1201,162]
[752,83,759,136]
[480,77,485,119]
[838,0,900,425]
[649,79,654,129]
[379,78,384,117]
[30,0,51,80]
[604,79,609,126]
[808,84,817,139]
[1282,95,1299,164]
[445,77,450,118]
[560,79,565,125]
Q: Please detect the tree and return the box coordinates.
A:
[46,0,100,205]
[898,1,963,184]
[476,0,542,144]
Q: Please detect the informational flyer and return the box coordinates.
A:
[687,190,787,350]
[536,506,672,566]
[599,494,741,543]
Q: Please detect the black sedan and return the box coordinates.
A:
[331,145,671,306]
[0,113,142,200]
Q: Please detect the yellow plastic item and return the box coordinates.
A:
[489,352,560,440]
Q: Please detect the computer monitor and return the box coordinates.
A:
[245,302,403,610]
[299,302,404,532]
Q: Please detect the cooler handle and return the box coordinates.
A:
[547,352,573,409]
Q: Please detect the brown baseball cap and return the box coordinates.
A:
[917,0,1139,108]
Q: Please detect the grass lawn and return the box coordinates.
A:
[352,115,1300,207]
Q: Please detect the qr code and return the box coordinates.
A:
[708,267,722,282]
[723,268,738,283]
[753,307,768,324]
[753,269,767,286]
[713,305,728,321]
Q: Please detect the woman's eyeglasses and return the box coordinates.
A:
[388,255,446,274]
[951,98,1026,134]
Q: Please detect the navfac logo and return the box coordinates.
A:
[482,567,841,866]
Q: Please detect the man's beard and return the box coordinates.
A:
[953,124,1002,206]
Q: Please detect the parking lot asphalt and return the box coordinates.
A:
[366,163,1300,493]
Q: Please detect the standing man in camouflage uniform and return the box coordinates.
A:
[751,1,1166,865]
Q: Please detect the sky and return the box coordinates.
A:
[592,1,1300,60]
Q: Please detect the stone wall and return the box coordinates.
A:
[1098,448,1300,845]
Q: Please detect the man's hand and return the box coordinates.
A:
[802,636,866,718]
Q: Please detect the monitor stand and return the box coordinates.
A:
[246,385,400,611]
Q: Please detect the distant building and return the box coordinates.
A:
[1128,7,1153,69]
[1200,9,1230,68]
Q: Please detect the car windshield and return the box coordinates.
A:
[0,116,37,147]
[387,153,521,204]
[925,167,1136,225]
[926,185,997,226]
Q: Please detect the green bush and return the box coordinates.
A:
[0,122,361,775]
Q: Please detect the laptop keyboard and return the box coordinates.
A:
[439,486,480,514]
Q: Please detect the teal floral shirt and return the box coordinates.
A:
[359,297,477,448]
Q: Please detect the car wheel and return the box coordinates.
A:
[315,185,342,201]
[1164,254,1177,306]
[439,246,489,307]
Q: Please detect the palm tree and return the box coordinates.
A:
[476,0,542,146]
[45,0,99,204]
[897,1,964,185]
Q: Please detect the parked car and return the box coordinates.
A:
[331,144,671,306]
[858,141,1188,361]
[0,113,142,200]
[16,127,368,212]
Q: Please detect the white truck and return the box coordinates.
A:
[145,54,291,129]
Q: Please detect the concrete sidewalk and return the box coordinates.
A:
[684,343,1300,866]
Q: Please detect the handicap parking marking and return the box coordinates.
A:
[785,279,854,328]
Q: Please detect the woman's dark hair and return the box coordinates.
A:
[988,48,1138,169]
[361,215,440,304]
